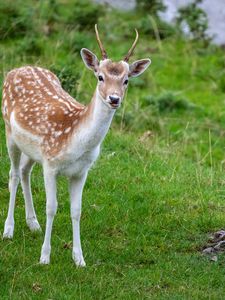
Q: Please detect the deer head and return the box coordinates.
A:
[81,25,151,109]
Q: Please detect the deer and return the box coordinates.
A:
[1,25,151,266]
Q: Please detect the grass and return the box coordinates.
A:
[2,132,225,299]
[1,0,225,299]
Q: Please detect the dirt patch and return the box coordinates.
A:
[202,230,225,262]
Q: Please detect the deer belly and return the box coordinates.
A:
[10,112,43,162]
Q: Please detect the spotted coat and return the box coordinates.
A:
[2,66,89,157]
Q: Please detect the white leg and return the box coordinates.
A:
[20,153,41,232]
[40,167,57,264]
[3,138,21,239]
[69,173,87,267]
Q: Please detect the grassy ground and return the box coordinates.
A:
[1,1,225,299]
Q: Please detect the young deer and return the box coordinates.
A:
[2,25,151,266]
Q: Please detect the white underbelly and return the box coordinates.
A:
[10,112,101,176]
[11,113,43,163]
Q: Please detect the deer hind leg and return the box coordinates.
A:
[3,136,21,239]
[20,153,41,232]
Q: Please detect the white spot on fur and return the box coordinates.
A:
[64,127,71,134]
[54,131,62,137]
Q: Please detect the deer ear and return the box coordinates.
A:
[129,59,151,77]
[81,48,99,72]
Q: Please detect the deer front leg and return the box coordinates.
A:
[40,167,57,264]
[69,172,87,267]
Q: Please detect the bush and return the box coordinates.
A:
[62,31,93,55]
[219,75,225,93]
[63,0,104,30]
[138,16,176,39]
[176,0,211,44]
[51,62,81,98]
[142,92,196,112]
[136,0,166,15]
[17,36,43,56]
[0,1,34,40]
[0,0,103,40]
[114,92,196,132]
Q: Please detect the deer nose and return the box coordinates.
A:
[109,95,120,104]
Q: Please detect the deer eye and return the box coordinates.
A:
[124,79,128,85]
[98,75,104,82]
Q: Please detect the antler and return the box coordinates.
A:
[95,24,108,60]
[123,29,139,62]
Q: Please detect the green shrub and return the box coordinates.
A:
[113,92,196,132]
[136,0,166,15]
[219,74,225,93]
[17,36,43,56]
[114,107,162,132]
[142,92,195,112]
[176,0,210,44]
[138,16,176,39]
[38,0,60,26]
[0,0,103,40]
[62,31,93,55]
[0,1,34,40]
[51,62,81,97]
[63,0,104,30]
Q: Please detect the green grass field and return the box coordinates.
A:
[1,1,225,299]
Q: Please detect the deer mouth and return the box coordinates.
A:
[110,102,120,109]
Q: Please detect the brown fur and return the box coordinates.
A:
[105,61,125,76]
[1,60,130,158]
[97,60,128,101]
[1,66,90,158]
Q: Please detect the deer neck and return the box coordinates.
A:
[75,88,115,150]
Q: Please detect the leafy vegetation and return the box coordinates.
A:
[136,0,166,15]
[176,0,211,44]
[1,0,225,299]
